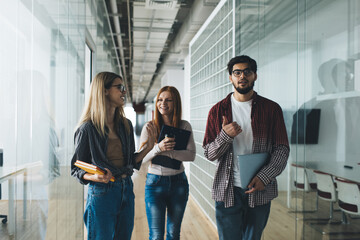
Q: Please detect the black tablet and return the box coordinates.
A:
[158,125,191,150]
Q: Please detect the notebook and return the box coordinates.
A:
[74,160,115,182]
[237,152,270,189]
[158,125,191,150]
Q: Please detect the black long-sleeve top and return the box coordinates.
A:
[71,119,140,185]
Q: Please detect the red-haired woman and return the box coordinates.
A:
[139,86,196,240]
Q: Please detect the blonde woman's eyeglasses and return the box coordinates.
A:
[112,84,126,92]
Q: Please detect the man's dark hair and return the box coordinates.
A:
[227,55,257,75]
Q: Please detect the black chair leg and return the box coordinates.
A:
[0,184,7,224]
[0,214,7,224]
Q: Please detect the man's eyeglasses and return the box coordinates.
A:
[111,84,126,92]
[232,69,253,77]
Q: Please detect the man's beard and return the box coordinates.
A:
[233,81,255,94]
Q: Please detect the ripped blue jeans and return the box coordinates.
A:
[145,172,189,240]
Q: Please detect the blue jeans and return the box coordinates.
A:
[215,187,271,240]
[145,172,189,240]
[84,176,135,240]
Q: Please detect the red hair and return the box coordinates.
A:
[154,86,182,140]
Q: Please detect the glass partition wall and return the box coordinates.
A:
[0,0,120,239]
[190,0,360,239]
[189,0,233,224]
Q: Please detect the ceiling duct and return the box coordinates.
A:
[145,0,178,9]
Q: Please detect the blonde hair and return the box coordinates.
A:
[77,72,129,136]
[154,86,182,139]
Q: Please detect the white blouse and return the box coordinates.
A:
[139,120,196,176]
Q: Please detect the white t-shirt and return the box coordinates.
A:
[231,94,253,188]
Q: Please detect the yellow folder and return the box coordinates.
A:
[74,160,115,182]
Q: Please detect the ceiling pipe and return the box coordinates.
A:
[142,0,216,102]
[109,0,129,99]
[139,9,156,84]
[127,0,133,98]
[103,0,122,76]
[134,9,156,102]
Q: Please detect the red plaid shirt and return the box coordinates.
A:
[203,92,289,208]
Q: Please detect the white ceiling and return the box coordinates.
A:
[107,0,218,104]
[132,2,180,102]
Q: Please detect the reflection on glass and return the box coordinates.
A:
[190,0,233,227]
[0,0,121,239]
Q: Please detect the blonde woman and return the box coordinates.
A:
[139,86,196,240]
[71,72,156,240]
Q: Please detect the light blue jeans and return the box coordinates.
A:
[145,172,189,240]
[215,187,271,240]
[84,176,134,240]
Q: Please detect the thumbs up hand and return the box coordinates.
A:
[222,116,228,127]
[222,116,242,138]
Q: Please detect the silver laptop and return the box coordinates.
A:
[237,152,270,189]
